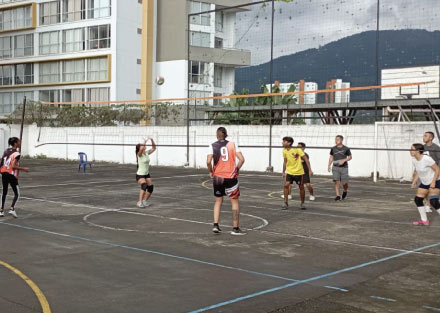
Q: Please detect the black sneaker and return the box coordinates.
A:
[300,203,306,210]
[335,196,341,201]
[0,210,4,217]
[212,224,222,234]
[230,227,246,236]
[281,203,289,210]
[342,191,347,200]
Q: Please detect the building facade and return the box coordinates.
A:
[0,0,250,116]
[0,0,147,114]
[155,0,251,104]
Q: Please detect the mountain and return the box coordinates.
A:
[235,29,440,102]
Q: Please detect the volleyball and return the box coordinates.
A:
[156,76,165,85]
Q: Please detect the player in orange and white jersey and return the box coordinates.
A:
[0,137,29,218]
[207,127,245,235]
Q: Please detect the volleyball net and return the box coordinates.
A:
[6,82,438,182]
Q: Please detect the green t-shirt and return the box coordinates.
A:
[136,153,150,175]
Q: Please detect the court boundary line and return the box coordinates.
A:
[187,239,440,313]
[19,196,440,257]
[0,259,51,313]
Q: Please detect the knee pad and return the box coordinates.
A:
[415,196,425,207]
[147,185,154,194]
[141,183,148,192]
[429,196,440,210]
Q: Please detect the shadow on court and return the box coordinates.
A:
[0,159,439,313]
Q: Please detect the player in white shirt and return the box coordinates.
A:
[411,143,440,226]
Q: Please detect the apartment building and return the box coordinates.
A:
[0,0,143,114]
[0,0,250,116]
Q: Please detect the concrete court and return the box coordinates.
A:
[0,159,439,313]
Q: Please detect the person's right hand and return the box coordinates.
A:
[282,172,286,180]
[328,166,331,173]
[23,168,30,173]
[411,182,417,189]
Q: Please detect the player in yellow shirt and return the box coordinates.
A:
[282,137,312,210]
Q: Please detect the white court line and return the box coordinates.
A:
[83,207,268,233]
[22,174,206,189]
[19,195,440,258]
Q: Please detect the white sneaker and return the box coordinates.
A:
[0,211,4,217]
[142,200,150,207]
[9,209,17,218]
[281,195,293,200]
[137,201,145,208]
[309,196,316,201]
[425,206,432,213]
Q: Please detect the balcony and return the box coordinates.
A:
[189,46,250,67]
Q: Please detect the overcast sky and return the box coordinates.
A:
[234,0,440,65]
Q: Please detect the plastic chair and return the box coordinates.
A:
[78,152,92,173]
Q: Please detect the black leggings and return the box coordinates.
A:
[1,173,19,210]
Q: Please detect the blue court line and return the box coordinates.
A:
[188,240,440,313]
[424,306,440,312]
[0,222,349,293]
[0,221,296,282]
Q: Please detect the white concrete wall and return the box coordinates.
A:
[154,60,188,100]
[5,122,435,181]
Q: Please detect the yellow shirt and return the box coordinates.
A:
[283,148,305,175]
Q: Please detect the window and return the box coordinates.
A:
[215,11,224,32]
[214,65,222,87]
[62,59,84,82]
[0,6,32,31]
[213,92,222,106]
[88,0,111,19]
[0,93,12,114]
[39,61,60,83]
[189,61,209,84]
[88,24,110,49]
[14,6,32,29]
[0,65,12,85]
[190,1,211,26]
[63,88,84,102]
[214,37,223,49]
[39,90,60,103]
[14,91,33,107]
[62,0,85,22]
[87,57,107,81]
[88,87,109,102]
[39,31,59,55]
[190,31,210,48]
[15,63,33,84]
[40,1,61,25]
[62,28,85,52]
[0,36,12,59]
[14,34,33,57]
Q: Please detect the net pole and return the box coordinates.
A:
[373,121,378,183]
[186,14,190,166]
[267,0,275,172]
[19,96,26,153]
[374,0,380,122]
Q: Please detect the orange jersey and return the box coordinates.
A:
[209,140,240,178]
[0,148,20,177]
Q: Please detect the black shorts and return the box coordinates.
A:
[286,174,304,185]
[303,172,311,184]
[213,176,240,199]
[136,174,151,181]
[419,180,440,189]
